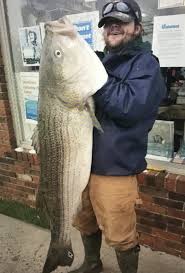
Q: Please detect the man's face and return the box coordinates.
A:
[103,18,140,50]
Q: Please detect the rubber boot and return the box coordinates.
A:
[115,245,140,273]
[69,230,103,273]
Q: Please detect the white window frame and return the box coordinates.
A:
[0,0,24,147]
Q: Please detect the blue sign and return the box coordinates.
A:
[74,21,93,48]
[25,99,38,121]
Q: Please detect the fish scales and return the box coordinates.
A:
[35,16,108,273]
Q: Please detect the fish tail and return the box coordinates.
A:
[42,243,74,273]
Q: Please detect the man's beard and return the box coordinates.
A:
[105,32,139,53]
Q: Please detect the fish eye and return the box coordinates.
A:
[54,50,62,58]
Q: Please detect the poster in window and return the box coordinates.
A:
[19,26,42,66]
[40,11,104,51]
[20,72,39,124]
[158,0,184,9]
[152,14,185,67]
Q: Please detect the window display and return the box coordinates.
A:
[0,0,185,169]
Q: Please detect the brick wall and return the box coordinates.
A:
[0,151,40,207]
[137,171,185,259]
[0,39,185,259]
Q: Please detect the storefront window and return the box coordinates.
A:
[1,0,185,171]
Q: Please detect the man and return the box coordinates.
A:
[70,1,166,273]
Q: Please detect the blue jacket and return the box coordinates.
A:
[91,41,166,176]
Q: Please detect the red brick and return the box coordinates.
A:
[24,181,38,189]
[0,130,12,145]
[0,145,12,157]
[14,163,25,174]
[31,175,39,183]
[137,223,152,234]
[0,123,8,130]
[168,224,185,236]
[0,162,14,171]
[0,116,7,123]
[168,208,185,220]
[15,184,35,195]
[137,216,167,230]
[30,164,40,171]
[0,65,5,75]
[169,191,185,202]
[32,154,40,165]
[166,216,183,227]
[140,185,168,198]
[30,169,40,176]
[141,200,167,214]
[27,153,34,164]
[152,227,182,241]
[176,175,185,194]
[0,100,11,116]
[137,172,146,186]
[14,160,30,168]
[0,74,6,82]
[0,156,14,164]
[153,237,181,257]
[0,174,10,182]
[0,83,7,92]
[153,197,184,210]
[165,239,185,252]
[13,179,25,186]
[16,152,23,161]
[139,233,155,248]
[155,171,166,189]
[22,152,29,161]
[0,168,16,177]
[139,192,153,203]
[0,92,8,100]
[0,185,28,199]
[145,170,158,187]
[164,173,178,192]
[8,151,17,160]
[182,237,185,244]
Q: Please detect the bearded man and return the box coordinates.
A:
[70,1,166,273]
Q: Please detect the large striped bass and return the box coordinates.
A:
[36,17,107,273]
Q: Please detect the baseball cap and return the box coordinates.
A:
[98,0,142,28]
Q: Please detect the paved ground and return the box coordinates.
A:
[0,214,185,273]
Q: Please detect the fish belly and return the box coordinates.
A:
[37,102,93,272]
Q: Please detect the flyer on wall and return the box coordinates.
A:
[40,11,104,51]
[19,26,42,66]
[20,72,39,124]
[152,14,185,67]
[158,0,185,9]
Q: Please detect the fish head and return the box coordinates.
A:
[40,17,78,87]
[40,16,107,105]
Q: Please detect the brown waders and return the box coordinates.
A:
[69,174,142,273]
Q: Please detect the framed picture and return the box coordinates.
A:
[19,26,42,66]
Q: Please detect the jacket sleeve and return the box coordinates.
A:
[94,54,166,126]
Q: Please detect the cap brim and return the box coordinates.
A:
[98,11,134,28]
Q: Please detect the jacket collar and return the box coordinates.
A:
[102,37,151,64]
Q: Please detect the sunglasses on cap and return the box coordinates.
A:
[102,1,139,21]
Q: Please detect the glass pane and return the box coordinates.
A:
[4,0,185,149]
[5,0,109,144]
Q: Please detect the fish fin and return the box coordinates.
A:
[31,125,40,154]
[42,243,74,273]
[86,98,104,133]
